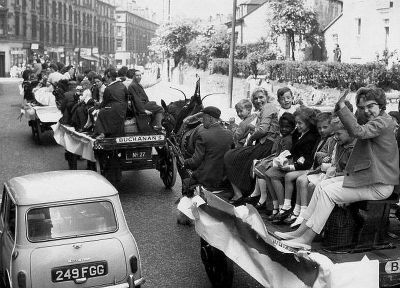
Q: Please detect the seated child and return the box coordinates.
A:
[276,112,336,225]
[233,99,257,148]
[277,87,300,119]
[284,113,337,227]
[248,112,296,214]
[264,107,320,222]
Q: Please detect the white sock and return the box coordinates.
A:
[282,199,292,210]
[300,206,308,216]
[279,204,283,210]
[272,200,279,210]
[293,204,301,216]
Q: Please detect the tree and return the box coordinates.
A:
[187,25,231,70]
[149,21,199,67]
[268,0,322,61]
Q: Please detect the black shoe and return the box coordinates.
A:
[254,201,266,210]
[229,196,245,206]
[243,195,260,204]
[283,212,298,225]
[267,210,279,221]
[272,208,293,224]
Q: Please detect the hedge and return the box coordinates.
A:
[209,58,400,90]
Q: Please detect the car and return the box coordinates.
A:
[0,170,144,288]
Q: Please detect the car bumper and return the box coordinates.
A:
[105,276,145,288]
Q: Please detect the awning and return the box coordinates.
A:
[80,55,98,62]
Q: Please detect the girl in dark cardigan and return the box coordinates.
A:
[265,107,320,221]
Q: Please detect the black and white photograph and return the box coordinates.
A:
[0,0,400,287]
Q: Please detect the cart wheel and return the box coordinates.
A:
[200,238,233,288]
[30,120,41,144]
[34,120,42,144]
[160,147,177,188]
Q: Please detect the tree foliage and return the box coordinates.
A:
[149,21,199,66]
[186,25,231,70]
[268,0,322,61]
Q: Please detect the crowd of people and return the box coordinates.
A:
[18,61,163,139]
[182,84,400,250]
[18,60,400,250]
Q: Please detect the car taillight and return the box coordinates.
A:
[130,256,138,273]
[17,271,26,288]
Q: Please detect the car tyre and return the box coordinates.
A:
[200,238,234,288]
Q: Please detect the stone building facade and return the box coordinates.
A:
[115,7,158,68]
[324,0,400,64]
[0,0,116,76]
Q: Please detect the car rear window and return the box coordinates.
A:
[27,201,117,242]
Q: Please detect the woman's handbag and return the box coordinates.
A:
[253,154,275,178]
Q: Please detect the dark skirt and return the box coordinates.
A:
[94,102,127,137]
[224,139,274,196]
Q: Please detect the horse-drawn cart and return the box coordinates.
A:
[177,186,400,288]
[52,122,177,187]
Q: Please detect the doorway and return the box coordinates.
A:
[0,52,5,77]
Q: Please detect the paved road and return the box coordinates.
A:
[0,79,262,288]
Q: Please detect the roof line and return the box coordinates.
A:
[225,1,267,26]
[323,12,343,32]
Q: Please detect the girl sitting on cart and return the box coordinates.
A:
[250,112,296,214]
[275,87,399,250]
[262,107,319,223]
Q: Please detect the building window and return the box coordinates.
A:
[52,22,57,42]
[39,0,44,15]
[40,20,44,41]
[52,1,56,19]
[390,1,393,7]
[116,39,122,51]
[32,15,37,39]
[58,2,62,19]
[384,19,390,49]
[356,18,361,36]
[22,14,26,36]
[15,12,20,36]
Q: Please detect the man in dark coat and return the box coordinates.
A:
[59,81,78,125]
[128,70,164,130]
[183,106,234,193]
[94,68,129,138]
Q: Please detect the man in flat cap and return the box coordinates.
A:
[183,106,234,194]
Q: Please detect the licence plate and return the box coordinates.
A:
[384,260,400,274]
[126,149,151,160]
[51,261,108,282]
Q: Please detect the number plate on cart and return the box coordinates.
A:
[51,261,108,282]
[126,148,152,160]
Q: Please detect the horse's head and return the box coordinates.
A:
[172,78,203,133]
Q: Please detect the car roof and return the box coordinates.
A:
[5,170,118,206]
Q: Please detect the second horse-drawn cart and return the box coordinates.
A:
[52,119,177,187]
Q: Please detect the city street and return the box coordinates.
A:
[0,80,262,288]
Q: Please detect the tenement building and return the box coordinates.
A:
[115,4,158,68]
[0,0,116,76]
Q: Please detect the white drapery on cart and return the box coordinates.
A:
[52,123,96,162]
